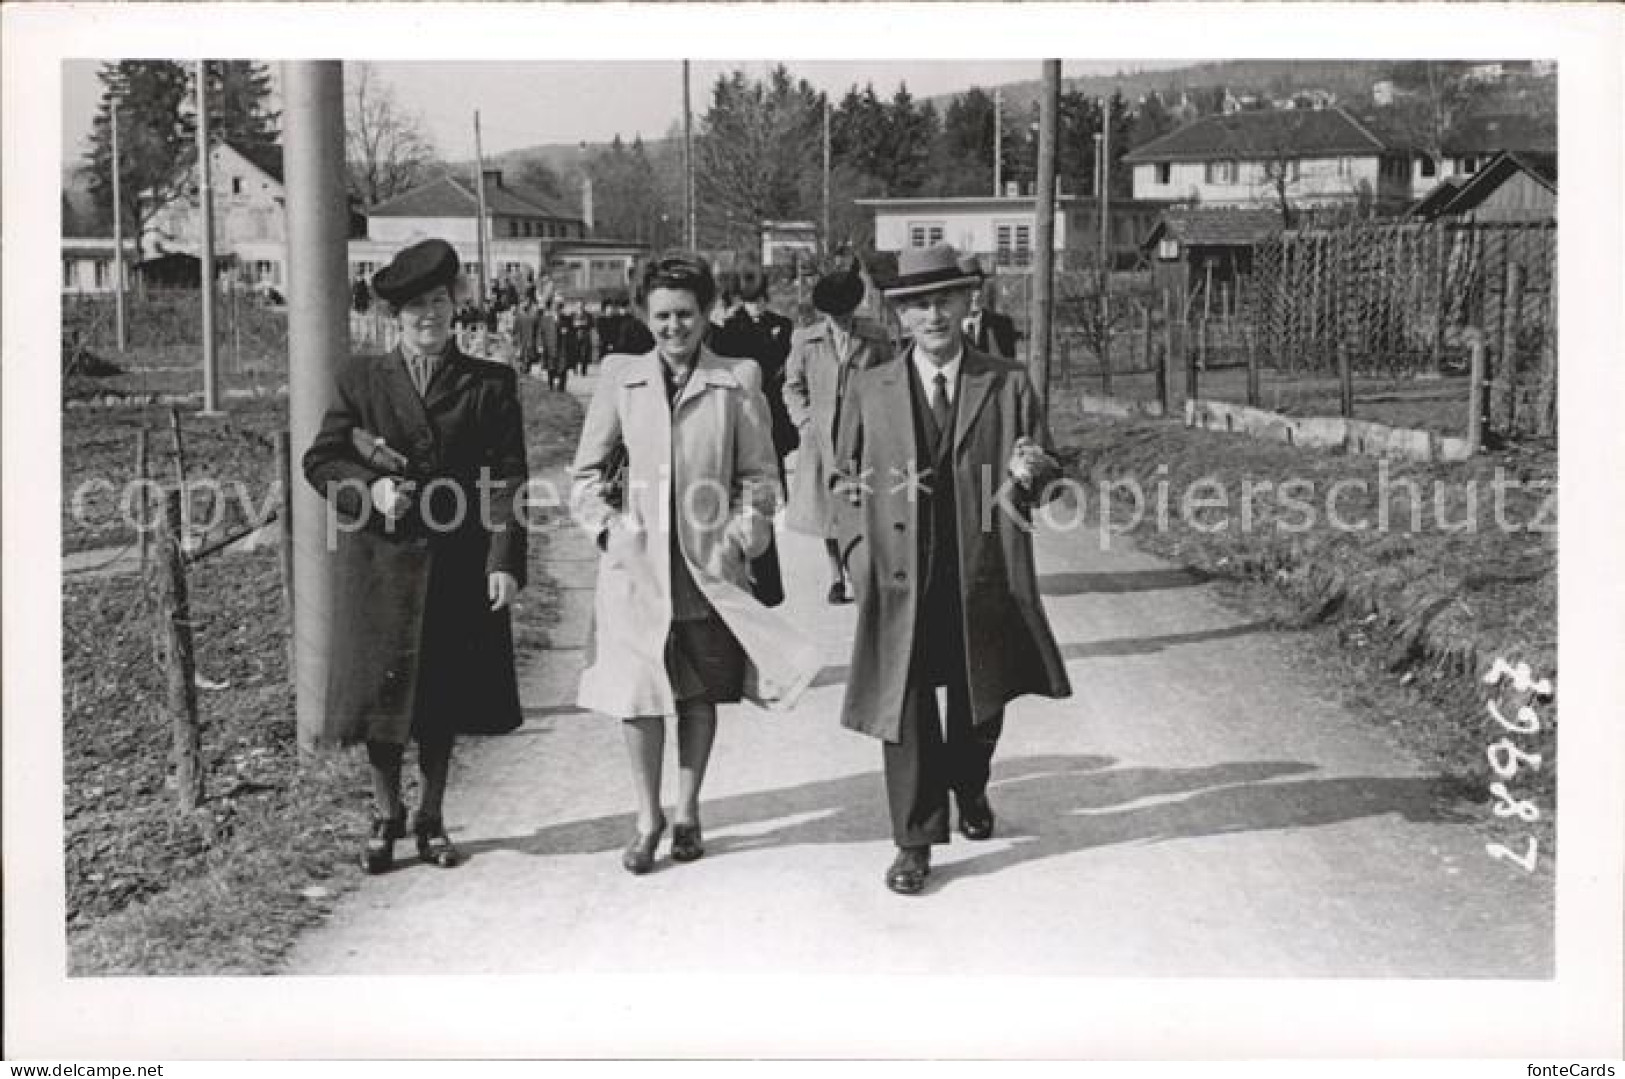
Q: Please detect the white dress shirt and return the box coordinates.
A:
[912,346,963,406]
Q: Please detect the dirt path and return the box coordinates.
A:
[284,372,1551,980]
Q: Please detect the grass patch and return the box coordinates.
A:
[1049,399,1556,807]
[62,372,586,974]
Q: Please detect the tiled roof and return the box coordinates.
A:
[369,175,583,222]
[1143,208,1284,248]
[230,141,284,184]
[1123,107,1385,164]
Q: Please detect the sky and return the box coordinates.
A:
[62,59,1196,166]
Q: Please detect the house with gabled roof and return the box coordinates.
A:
[1122,107,1409,212]
[1408,150,1556,223]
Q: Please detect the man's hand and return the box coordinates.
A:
[370,476,415,519]
[488,571,519,611]
[1008,436,1058,490]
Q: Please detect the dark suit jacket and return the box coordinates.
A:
[966,310,1018,359]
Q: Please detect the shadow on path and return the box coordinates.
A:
[1039,568,1211,597]
[454,754,1467,883]
[805,620,1270,691]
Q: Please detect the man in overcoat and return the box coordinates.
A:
[964,278,1019,359]
[711,269,800,465]
[782,262,893,604]
[304,238,529,873]
[832,243,1072,895]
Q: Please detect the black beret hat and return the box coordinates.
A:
[372,238,461,306]
[812,267,865,317]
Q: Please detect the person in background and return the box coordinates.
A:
[542,301,569,392]
[572,304,597,376]
[303,238,529,876]
[570,252,819,875]
[512,293,541,377]
[964,277,1018,360]
[782,261,893,605]
[831,243,1071,896]
[712,269,799,470]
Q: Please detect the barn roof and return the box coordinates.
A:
[1142,208,1285,249]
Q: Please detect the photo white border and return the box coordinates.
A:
[5,1,1622,1061]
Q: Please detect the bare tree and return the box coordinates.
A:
[346,63,439,207]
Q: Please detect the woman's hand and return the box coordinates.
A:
[488,571,519,611]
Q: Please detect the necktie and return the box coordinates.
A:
[931,371,951,441]
[408,354,433,396]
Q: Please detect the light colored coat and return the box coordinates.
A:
[782,314,892,538]
[832,345,1072,742]
[572,347,821,719]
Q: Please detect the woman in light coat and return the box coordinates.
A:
[782,264,893,604]
[571,253,820,874]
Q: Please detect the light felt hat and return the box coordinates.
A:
[880,243,984,300]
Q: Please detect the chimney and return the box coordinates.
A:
[482,168,503,189]
[581,177,594,234]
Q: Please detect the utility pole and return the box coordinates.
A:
[196,61,221,415]
[1031,61,1060,421]
[473,111,490,305]
[683,60,696,249]
[1098,99,1112,378]
[993,87,1003,197]
[822,97,832,259]
[110,95,127,353]
[282,61,348,748]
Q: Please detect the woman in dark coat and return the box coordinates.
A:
[304,238,529,874]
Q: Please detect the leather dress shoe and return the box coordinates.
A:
[885,845,931,895]
[958,793,995,841]
[670,820,705,863]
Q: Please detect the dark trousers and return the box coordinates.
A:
[882,644,1005,848]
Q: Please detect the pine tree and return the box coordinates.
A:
[79,60,194,236]
[205,61,279,150]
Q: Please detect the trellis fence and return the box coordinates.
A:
[1249,220,1555,439]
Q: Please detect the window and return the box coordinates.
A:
[995,222,1032,267]
[63,260,74,289]
[232,177,243,196]
[93,260,109,289]
[1460,155,1479,175]
[1204,160,1238,185]
[1155,162,1172,185]
[1336,156,1354,177]
[508,220,520,238]
[907,221,945,248]
[1419,155,1437,179]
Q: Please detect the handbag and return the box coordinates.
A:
[599,441,783,607]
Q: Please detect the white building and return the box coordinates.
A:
[858,194,1161,269]
[61,237,138,294]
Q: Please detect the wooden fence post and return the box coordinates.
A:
[169,406,191,548]
[1338,341,1354,419]
[1139,302,1153,392]
[1185,314,1199,403]
[1466,333,1487,454]
[155,488,203,811]
[1495,260,1524,437]
[135,430,150,572]
[1163,290,1178,412]
[275,431,296,691]
[1246,324,1261,408]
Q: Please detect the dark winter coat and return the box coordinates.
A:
[831,345,1071,742]
[303,345,529,746]
[711,307,800,457]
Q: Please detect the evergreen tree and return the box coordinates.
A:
[79,60,194,236]
[205,60,279,149]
